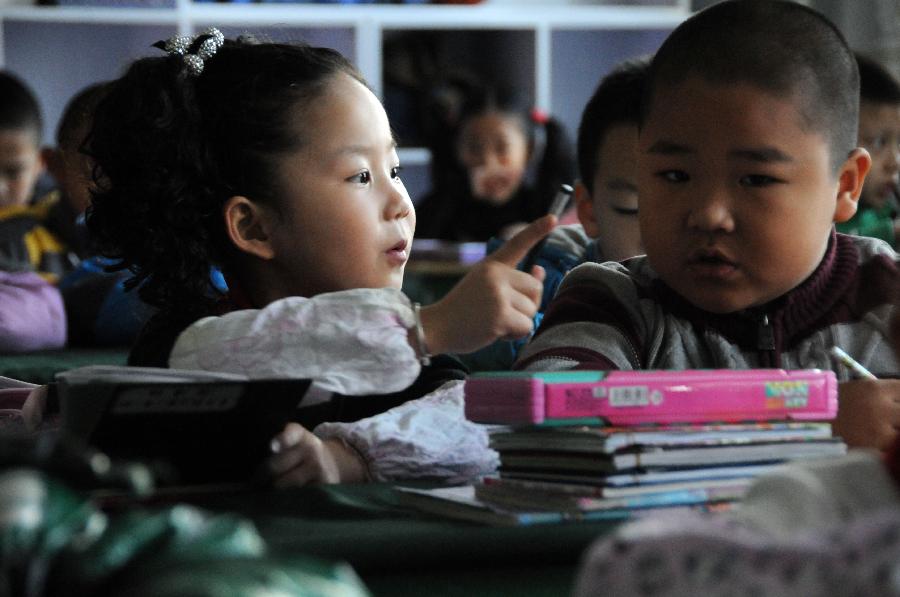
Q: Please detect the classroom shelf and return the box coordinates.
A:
[0,1,688,200]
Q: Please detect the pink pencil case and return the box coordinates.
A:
[464,369,837,425]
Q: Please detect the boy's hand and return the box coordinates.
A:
[419,215,556,356]
[21,386,47,433]
[266,423,367,487]
[834,379,900,450]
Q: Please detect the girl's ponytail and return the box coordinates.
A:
[527,113,576,219]
[87,50,219,319]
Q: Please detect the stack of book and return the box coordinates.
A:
[458,369,845,521]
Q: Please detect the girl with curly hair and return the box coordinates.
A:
[86,31,554,487]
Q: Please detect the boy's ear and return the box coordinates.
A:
[833,147,872,224]
[223,195,276,260]
[574,180,601,237]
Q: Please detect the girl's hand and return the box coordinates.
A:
[419,215,556,356]
[266,423,368,487]
[834,379,900,450]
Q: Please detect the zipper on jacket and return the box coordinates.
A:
[756,313,778,367]
[757,314,775,351]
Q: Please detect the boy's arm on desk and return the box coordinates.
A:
[833,378,900,450]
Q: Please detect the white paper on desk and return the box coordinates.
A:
[0,375,37,389]
[55,365,248,384]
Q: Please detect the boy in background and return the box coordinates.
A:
[516,0,900,451]
[44,81,109,259]
[44,81,155,347]
[0,72,70,280]
[463,58,648,370]
[0,72,66,350]
[836,54,900,247]
[0,73,44,210]
[539,57,648,304]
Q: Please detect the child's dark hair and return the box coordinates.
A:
[56,81,111,151]
[577,57,648,194]
[857,53,900,105]
[454,85,575,215]
[86,37,365,318]
[644,0,858,170]
[0,71,42,144]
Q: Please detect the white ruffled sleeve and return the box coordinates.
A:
[168,288,421,395]
[314,380,500,484]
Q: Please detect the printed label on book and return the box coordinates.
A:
[764,381,809,409]
[606,386,651,407]
[112,385,242,414]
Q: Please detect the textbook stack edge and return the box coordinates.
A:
[401,368,845,525]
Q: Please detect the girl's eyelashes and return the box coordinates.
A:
[347,170,371,185]
[346,164,402,185]
[611,205,639,216]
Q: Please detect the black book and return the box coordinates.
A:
[56,366,310,485]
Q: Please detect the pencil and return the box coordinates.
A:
[829,346,878,380]
[519,184,573,272]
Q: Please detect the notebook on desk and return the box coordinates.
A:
[56,366,312,486]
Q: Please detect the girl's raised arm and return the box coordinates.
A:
[417,214,556,357]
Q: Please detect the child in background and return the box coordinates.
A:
[0,72,70,281]
[415,85,575,242]
[463,58,648,371]
[535,57,648,305]
[0,72,66,351]
[44,82,109,259]
[836,54,900,247]
[44,81,155,347]
[516,0,900,451]
[86,32,553,486]
[0,73,45,211]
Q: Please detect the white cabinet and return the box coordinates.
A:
[0,1,687,199]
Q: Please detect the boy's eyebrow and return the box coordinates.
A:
[646,140,695,155]
[645,141,795,164]
[728,147,794,163]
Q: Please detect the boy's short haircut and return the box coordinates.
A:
[0,72,42,144]
[577,57,649,194]
[643,0,858,170]
[856,53,900,105]
[56,81,111,150]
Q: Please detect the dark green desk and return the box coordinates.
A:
[0,348,129,383]
[168,483,618,597]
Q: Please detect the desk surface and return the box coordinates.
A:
[141,483,617,597]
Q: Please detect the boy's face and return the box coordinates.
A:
[576,123,643,262]
[857,100,900,209]
[46,122,95,215]
[639,78,860,314]
[0,129,43,208]
[456,112,530,205]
